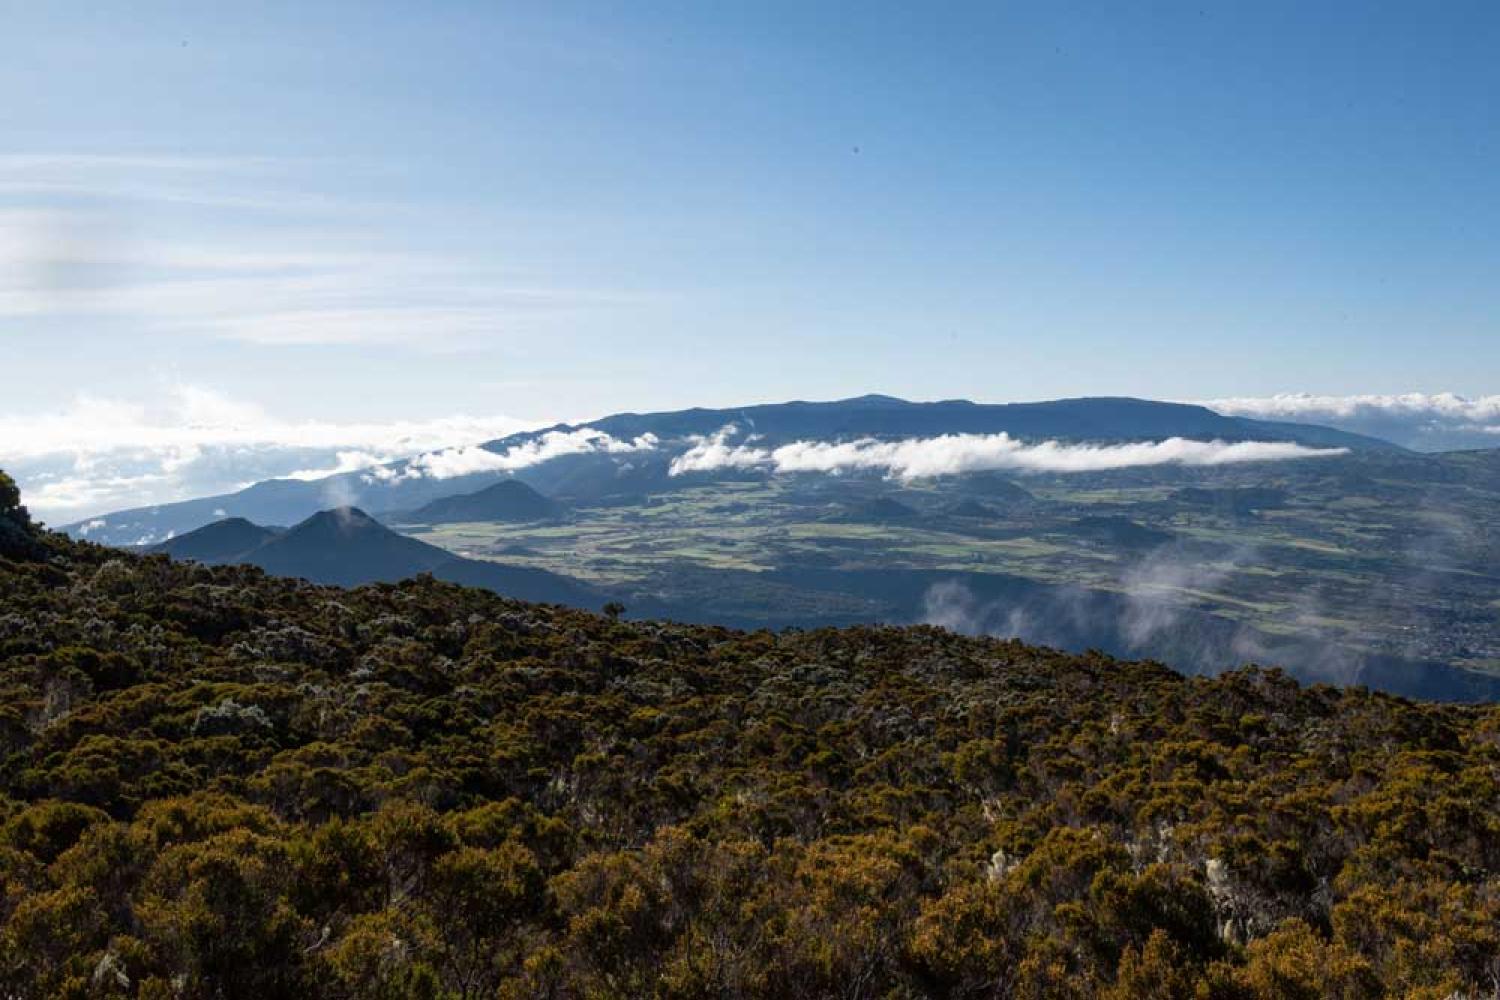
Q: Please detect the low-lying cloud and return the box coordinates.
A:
[1203,392,1500,451]
[918,547,1380,690]
[669,425,1346,479]
[1118,546,1242,650]
[0,385,546,520]
[364,428,658,483]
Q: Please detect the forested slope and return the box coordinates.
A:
[1,471,1498,998]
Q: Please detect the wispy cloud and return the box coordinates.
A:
[669,425,1346,479]
[0,154,354,213]
[0,385,545,520]
[1203,392,1500,451]
[0,155,651,347]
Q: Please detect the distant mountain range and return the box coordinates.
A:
[152,507,601,605]
[66,395,1398,546]
[573,394,1396,450]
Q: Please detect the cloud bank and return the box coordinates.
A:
[1203,392,1500,451]
[669,425,1345,479]
[0,385,545,520]
[365,428,658,483]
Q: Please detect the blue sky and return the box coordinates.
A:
[3,1,1499,516]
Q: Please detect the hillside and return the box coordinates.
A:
[1,472,1498,997]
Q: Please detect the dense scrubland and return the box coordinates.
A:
[3,471,1499,998]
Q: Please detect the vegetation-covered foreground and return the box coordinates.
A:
[2,472,1499,998]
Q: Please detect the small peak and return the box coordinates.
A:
[294,506,379,532]
[321,505,372,520]
[842,393,908,406]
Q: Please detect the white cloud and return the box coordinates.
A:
[0,385,541,461]
[670,426,1345,479]
[663,424,765,474]
[390,429,659,481]
[1206,392,1500,423]
[0,385,545,520]
[1203,392,1500,451]
[283,450,401,481]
